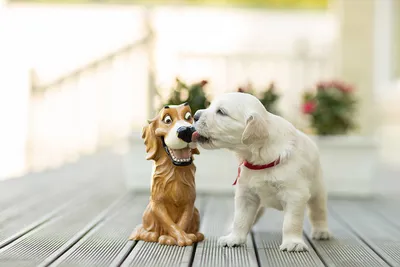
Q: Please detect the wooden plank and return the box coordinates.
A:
[192,196,259,267]
[121,239,194,267]
[0,150,124,216]
[51,194,146,267]
[0,188,123,266]
[253,208,324,267]
[303,210,389,267]
[120,196,205,267]
[0,180,101,244]
[329,199,400,266]
[0,164,88,211]
[371,198,400,230]
[0,175,124,247]
[0,150,126,247]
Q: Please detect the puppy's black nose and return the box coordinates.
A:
[177,126,196,143]
[194,110,203,122]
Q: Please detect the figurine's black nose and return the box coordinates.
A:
[194,110,203,122]
[177,126,196,143]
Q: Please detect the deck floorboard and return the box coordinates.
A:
[0,152,398,267]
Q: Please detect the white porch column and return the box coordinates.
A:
[331,0,393,136]
[0,2,31,179]
[394,0,400,79]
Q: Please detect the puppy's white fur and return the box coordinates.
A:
[193,92,331,252]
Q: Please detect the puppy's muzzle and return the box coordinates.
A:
[177,126,196,143]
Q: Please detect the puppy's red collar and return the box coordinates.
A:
[233,158,281,185]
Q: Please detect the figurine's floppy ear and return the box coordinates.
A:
[241,113,269,145]
[191,147,200,155]
[189,142,200,155]
[142,119,161,160]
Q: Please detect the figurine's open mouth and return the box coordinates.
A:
[161,138,193,166]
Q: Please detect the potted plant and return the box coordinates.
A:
[161,78,210,114]
[238,82,281,115]
[301,81,378,197]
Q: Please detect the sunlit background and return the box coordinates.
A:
[0,0,399,196]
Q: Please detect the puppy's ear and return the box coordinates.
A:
[241,113,268,145]
[142,119,161,160]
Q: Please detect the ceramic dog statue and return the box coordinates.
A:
[129,103,204,246]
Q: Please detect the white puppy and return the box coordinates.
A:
[192,92,331,252]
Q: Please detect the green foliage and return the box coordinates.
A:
[301,81,357,135]
[237,82,280,115]
[162,78,210,114]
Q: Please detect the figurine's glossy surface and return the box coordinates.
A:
[129,103,204,246]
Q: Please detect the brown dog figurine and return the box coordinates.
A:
[129,103,204,246]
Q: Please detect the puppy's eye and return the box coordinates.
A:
[163,115,172,124]
[184,112,192,120]
[217,109,226,116]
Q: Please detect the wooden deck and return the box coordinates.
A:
[0,151,400,267]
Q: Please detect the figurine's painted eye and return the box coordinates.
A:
[217,109,226,116]
[184,112,192,120]
[163,115,172,124]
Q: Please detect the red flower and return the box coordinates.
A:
[340,83,353,93]
[316,80,354,93]
[302,101,317,114]
[200,80,208,86]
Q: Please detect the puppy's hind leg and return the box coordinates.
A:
[307,168,331,240]
[218,192,259,247]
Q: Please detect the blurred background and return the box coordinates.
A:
[0,0,399,196]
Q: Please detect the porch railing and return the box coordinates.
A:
[26,30,155,172]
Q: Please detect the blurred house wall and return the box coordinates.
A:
[330,0,400,169]
[151,6,337,125]
[0,4,149,177]
[3,4,147,84]
[1,2,399,177]
[0,3,337,178]
[394,0,400,79]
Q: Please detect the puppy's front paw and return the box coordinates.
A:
[312,228,331,240]
[218,234,246,247]
[280,238,308,252]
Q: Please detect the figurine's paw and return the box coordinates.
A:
[218,234,246,247]
[128,225,143,240]
[142,232,159,242]
[280,238,308,252]
[159,235,177,245]
[187,233,198,242]
[175,232,194,246]
[186,232,204,243]
[196,232,205,242]
[312,228,331,240]
[128,234,138,241]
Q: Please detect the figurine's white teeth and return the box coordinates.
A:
[167,146,192,163]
